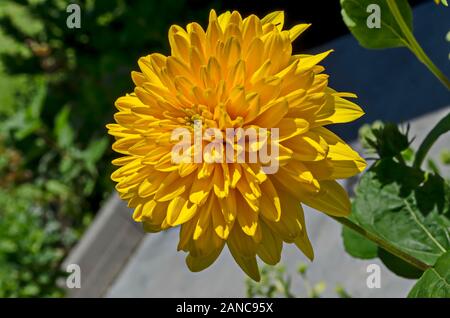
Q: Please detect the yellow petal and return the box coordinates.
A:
[249,98,288,128]
[167,195,198,226]
[131,71,146,87]
[259,178,281,222]
[265,190,303,242]
[242,14,262,45]
[244,38,264,74]
[178,216,199,251]
[301,180,351,216]
[154,173,190,201]
[294,206,314,261]
[137,56,164,86]
[314,127,367,178]
[186,243,224,272]
[284,132,328,161]
[257,221,282,265]
[169,25,190,61]
[227,226,260,281]
[217,11,231,30]
[212,165,229,198]
[277,118,309,141]
[187,22,207,58]
[212,201,231,239]
[314,95,364,126]
[250,59,272,85]
[236,193,259,236]
[141,201,169,232]
[261,11,284,30]
[236,175,259,211]
[289,24,311,41]
[295,50,333,74]
[189,176,213,205]
[218,190,237,223]
[193,195,214,240]
[229,164,242,188]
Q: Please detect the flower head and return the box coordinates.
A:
[107,10,366,281]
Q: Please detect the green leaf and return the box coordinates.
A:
[378,248,423,279]
[0,79,46,140]
[83,137,109,165]
[22,284,40,297]
[26,78,46,120]
[0,2,44,37]
[408,251,450,297]
[340,0,413,49]
[45,179,70,197]
[359,121,411,159]
[54,106,74,149]
[342,224,378,259]
[352,159,450,266]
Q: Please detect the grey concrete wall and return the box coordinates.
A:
[62,194,145,297]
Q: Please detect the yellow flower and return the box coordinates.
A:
[107,10,366,281]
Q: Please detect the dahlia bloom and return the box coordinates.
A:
[107,10,366,281]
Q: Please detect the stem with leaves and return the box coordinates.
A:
[386,0,450,90]
[331,216,430,272]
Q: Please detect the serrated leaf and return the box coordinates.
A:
[352,159,450,266]
[340,0,412,49]
[408,251,450,297]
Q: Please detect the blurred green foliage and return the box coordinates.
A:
[0,0,219,297]
[0,183,69,297]
[246,263,351,298]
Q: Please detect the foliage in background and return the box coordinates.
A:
[0,0,217,297]
[0,183,68,297]
[246,263,351,298]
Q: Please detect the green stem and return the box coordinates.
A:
[413,112,450,169]
[331,216,430,272]
[387,0,450,90]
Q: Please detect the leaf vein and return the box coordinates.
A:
[404,200,446,253]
